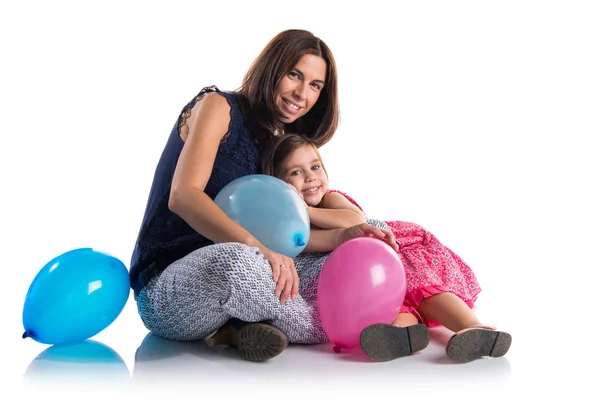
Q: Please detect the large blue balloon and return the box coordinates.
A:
[214,174,310,258]
[22,248,130,345]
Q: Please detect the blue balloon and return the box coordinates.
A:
[214,174,310,258]
[22,248,130,345]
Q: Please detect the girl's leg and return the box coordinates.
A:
[416,292,512,363]
[357,219,431,362]
[391,312,419,327]
[417,292,481,332]
[360,312,429,362]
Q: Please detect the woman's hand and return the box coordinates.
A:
[258,245,299,303]
[336,223,399,252]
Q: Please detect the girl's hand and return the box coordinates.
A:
[336,223,399,252]
[258,245,299,303]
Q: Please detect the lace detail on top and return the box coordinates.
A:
[178,85,232,143]
[129,85,259,296]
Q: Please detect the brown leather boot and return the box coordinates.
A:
[205,318,288,362]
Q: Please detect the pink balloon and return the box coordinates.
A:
[317,237,406,350]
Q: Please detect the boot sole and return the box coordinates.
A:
[360,323,430,362]
[207,322,287,362]
[446,329,512,363]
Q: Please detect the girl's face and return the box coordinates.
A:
[279,144,329,207]
[273,54,326,124]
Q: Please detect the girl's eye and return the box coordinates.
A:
[289,72,299,79]
[312,165,321,170]
[311,83,322,90]
[291,170,301,176]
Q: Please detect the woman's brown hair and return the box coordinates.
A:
[236,29,339,150]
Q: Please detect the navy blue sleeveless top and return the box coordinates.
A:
[129,85,259,296]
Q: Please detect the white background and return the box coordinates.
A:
[1,0,598,398]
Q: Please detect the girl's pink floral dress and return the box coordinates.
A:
[330,190,482,327]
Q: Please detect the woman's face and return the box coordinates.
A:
[279,144,329,207]
[273,54,327,124]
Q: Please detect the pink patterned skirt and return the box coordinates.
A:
[385,220,481,327]
[327,190,481,327]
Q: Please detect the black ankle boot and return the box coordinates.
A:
[360,323,430,362]
[205,318,288,362]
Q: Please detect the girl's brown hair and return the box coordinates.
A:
[236,29,339,150]
[259,133,327,179]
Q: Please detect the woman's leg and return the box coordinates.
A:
[136,242,328,348]
[286,250,330,343]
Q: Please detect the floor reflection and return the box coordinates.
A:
[23,340,130,392]
[20,326,513,395]
[130,327,512,392]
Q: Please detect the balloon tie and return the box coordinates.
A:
[294,234,306,247]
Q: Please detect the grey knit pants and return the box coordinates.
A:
[136,219,390,344]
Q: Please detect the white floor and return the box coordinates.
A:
[3,2,599,399]
[9,289,593,400]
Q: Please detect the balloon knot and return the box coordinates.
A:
[333,345,341,353]
[22,331,29,339]
[294,234,306,247]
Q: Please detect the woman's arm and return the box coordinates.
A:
[168,92,299,303]
[307,192,367,229]
[168,93,262,248]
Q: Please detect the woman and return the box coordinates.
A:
[129,29,394,362]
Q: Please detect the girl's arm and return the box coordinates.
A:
[304,228,341,252]
[304,224,399,253]
[307,191,367,229]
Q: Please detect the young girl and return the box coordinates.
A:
[260,133,512,364]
